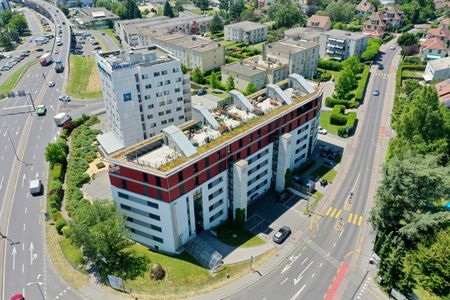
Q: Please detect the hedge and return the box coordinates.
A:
[401,63,426,71]
[337,112,357,137]
[55,218,67,235]
[361,38,382,62]
[325,96,351,108]
[318,58,342,71]
[355,65,370,102]
[330,105,348,125]
[398,23,414,33]
[382,33,394,43]
[52,163,63,181]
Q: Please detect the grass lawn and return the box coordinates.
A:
[401,69,423,78]
[0,59,37,95]
[220,40,236,47]
[320,111,343,135]
[98,29,120,47]
[311,165,337,182]
[328,70,341,82]
[208,88,229,99]
[248,41,266,51]
[304,191,324,215]
[125,243,275,297]
[59,236,85,269]
[67,55,102,99]
[216,221,266,247]
[413,287,443,300]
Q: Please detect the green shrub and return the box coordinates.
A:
[398,23,414,33]
[330,105,348,125]
[49,179,63,193]
[401,63,426,71]
[96,162,105,169]
[337,112,357,137]
[355,65,370,102]
[48,193,62,211]
[52,163,63,180]
[361,38,382,62]
[318,58,342,71]
[235,208,246,226]
[52,211,63,221]
[55,218,67,235]
[325,96,350,108]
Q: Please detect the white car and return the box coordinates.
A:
[318,127,328,135]
[390,45,396,50]
[48,81,55,87]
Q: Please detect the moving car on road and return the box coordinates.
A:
[273,226,292,244]
[373,89,380,96]
[48,81,55,87]
[29,179,43,196]
[390,45,396,50]
[58,95,70,102]
[54,112,71,126]
[36,104,47,116]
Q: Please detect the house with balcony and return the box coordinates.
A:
[356,0,376,18]
[426,25,450,48]
[224,21,268,44]
[363,6,405,37]
[319,29,369,60]
[420,37,448,60]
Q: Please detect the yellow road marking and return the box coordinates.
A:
[335,209,342,219]
[348,213,353,223]
[330,208,337,218]
[353,214,358,225]
[325,207,332,216]
[358,216,363,226]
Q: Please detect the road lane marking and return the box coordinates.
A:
[333,242,337,248]
[339,229,344,238]
[312,273,315,278]
[319,262,323,268]
[294,261,314,286]
[330,208,337,218]
[22,264,24,273]
[348,213,353,223]
[24,206,27,214]
[353,214,358,225]
[280,277,288,285]
[290,284,307,300]
[23,224,26,231]
[334,210,342,219]
[301,257,308,265]
[325,207,332,216]
[358,216,363,226]
[0,175,3,190]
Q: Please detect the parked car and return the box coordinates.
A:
[273,226,292,244]
[318,126,328,135]
[373,89,380,96]
[197,89,207,96]
[36,48,44,52]
[93,46,102,51]
[1,66,10,71]
[10,293,25,300]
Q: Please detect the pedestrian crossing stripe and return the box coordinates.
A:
[348,213,353,223]
[353,214,358,225]
[330,208,338,218]
[335,209,342,219]
[326,207,332,216]
[358,216,363,226]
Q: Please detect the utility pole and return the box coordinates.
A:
[27,92,36,110]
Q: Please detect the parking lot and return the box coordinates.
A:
[70,31,103,57]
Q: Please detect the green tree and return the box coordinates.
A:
[95,0,112,9]
[57,4,70,17]
[124,0,142,19]
[225,75,235,91]
[174,0,184,13]
[219,0,229,11]
[229,0,245,19]
[397,33,418,47]
[284,168,292,189]
[181,63,189,74]
[335,67,355,99]
[268,0,306,29]
[209,14,224,34]
[191,67,205,84]
[245,82,257,95]
[9,14,28,35]
[210,71,220,89]
[0,32,13,51]
[67,201,149,282]
[163,1,174,18]
[325,0,355,24]
[45,141,68,167]
[196,0,209,12]
[0,10,13,26]
[341,56,363,75]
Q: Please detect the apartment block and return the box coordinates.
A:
[106,75,322,253]
[221,62,267,91]
[139,31,225,72]
[319,29,369,60]
[115,13,213,49]
[96,46,192,151]
[224,21,268,44]
[284,27,321,43]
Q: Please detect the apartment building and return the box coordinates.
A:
[106,74,322,253]
[0,0,10,11]
[96,46,192,150]
[284,27,321,43]
[224,21,268,44]
[221,62,267,90]
[115,14,213,49]
[139,31,225,72]
[319,29,369,60]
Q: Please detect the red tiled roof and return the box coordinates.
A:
[356,0,375,12]
[427,25,450,38]
[307,15,331,29]
[435,79,450,106]
[383,6,404,20]
[365,12,386,27]
[440,18,450,27]
[421,37,446,50]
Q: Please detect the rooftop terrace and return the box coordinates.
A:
[109,75,322,174]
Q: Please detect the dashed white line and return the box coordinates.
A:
[23,224,26,231]
[311,273,315,278]
[24,207,27,214]
[289,284,307,300]
[339,230,344,238]
[333,242,337,248]
[280,277,288,285]
[319,262,323,268]
[301,257,308,265]
[22,264,24,273]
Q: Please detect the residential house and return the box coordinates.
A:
[306,15,331,32]
[284,27,321,43]
[356,0,376,18]
[440,18,450,28]
[224,21,268,44]
[423,56,450,81]
[433,0,450,10]
[363,6,405,37]
[221,63,267,91]
[426,25,450,48]
[319,29,369,60]
[420,38,448,60]
[435,79,450,107]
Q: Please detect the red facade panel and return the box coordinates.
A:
[168,174,179,187]
[126,180,145,195]
[198,171,208,185]
[119,166,144,181]
[110,175,122,188]
[169,187,181,201]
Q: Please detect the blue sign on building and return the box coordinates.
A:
[123,92,132,102]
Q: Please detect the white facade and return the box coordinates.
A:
[224,21,268,44]
[423,56,450,81]
[0,0,10,11]
[96,47,192,148]
[319,29,369,60]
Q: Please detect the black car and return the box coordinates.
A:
[273,226,292,244]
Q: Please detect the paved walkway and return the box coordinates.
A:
[199,231,274,265]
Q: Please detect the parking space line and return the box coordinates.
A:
[330,208,337,218]
[334,210,342,219]
[325,207,332,216]
[358,216,363,226]
[250,219,266,232]
[353,214,358,225]
[348,213,353,223]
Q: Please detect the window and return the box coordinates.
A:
[145,84,152,89]
[168,118,174,122]
[163,90,169,95]
[165,109,171,114]
[162,70,168,75]
[141,74,148,79]
[123,92,132,102]
[165,80,170,85]
[175,88,180,93]
[161,120,167,125]
[148,104,154,109]
[176,107,182,111]
[157,82,163,87]
[159,101,165,106]
[118,192,129,199]
[179,115,184,120]
[177,97,183,102]
[144,95,151,100]
[209,199,224,212]
[208,177,223,189]
[208,188,223,200]
[154,72,160,77]
[147,114,153,119]
[159,111,164,116]
[156,92,162,97]
[209,210,224,223]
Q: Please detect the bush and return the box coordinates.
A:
[398,23,414,33]
[337,112,357,137]
[235,208,246,226]
[150,263,166,280]
[52,163,63,180]
[48,192,62,211]
[355,66,370,102]
[318,58,342,71]
[401,63,426,71]
[52,211,63,221]
[361,38,382,62]
[96,162,105,169]
[55,218,67,235]
[325,96,350,108]
[330,105,348,125]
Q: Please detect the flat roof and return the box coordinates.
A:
[428,56,450,71]
[323,29,368,40]
[221,62,266,77]
[267,39,319,54]
[77,7,119,22]
[225,21,267,31]
[109,77,322,174]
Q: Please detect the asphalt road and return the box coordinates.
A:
[0,2,83,299]
[228,48,399,300]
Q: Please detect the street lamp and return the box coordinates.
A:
[27,274,44,299]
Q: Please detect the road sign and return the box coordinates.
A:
[108,275,124,290]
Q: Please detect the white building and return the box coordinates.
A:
[423,56,450,81]
[96,46,192,150]
[0,0,10,11]
[224,21,268,44]
[106,75,323,253]
[319,29,369,60]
